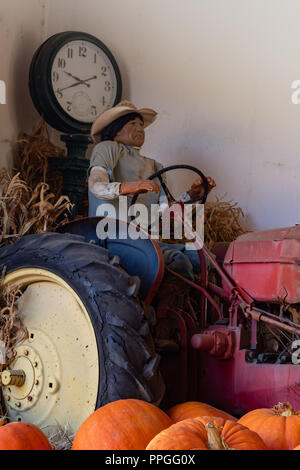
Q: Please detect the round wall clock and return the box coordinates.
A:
[29,31,122,134]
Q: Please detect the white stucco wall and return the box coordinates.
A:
[0,0,48,168]
[1,0,300,231]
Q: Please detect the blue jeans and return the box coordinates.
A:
[158,242,201,281]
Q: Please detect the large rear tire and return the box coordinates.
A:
[0,232,165,434]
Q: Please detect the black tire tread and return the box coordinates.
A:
[0,232,165,407]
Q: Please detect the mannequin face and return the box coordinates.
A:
[114,117,145,147]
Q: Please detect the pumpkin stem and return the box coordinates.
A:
[206,422,226,450]
[273,402,295,417]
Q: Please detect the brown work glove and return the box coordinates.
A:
[120,180,160,196]
[188,176,216,199]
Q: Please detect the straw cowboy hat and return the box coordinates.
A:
[90,100,157,138]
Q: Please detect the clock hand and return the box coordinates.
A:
[80,75,97,85]
[57,72,97,91]
[58,81,88,92]
[64,72,97,87]
[64,71,85,83]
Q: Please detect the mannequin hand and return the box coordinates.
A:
[120,180,161,195]
[188,176,216,198]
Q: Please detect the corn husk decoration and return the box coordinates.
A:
[15,119,65,190]
[0,120,73,248]
[204,196,246,248]
[0,170,72,247]
[0,268,28,367]
[0,267,28,422]
[43,423,75,451]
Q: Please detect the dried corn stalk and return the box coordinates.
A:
[15,119,65,192]
[0,119,73,247]
[204,196,246,248]
[0,170,73,247]
[0,268,28,421]
[0,269,28,369]
[43,423,75,450]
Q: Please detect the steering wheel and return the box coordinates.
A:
[130,164,209,207]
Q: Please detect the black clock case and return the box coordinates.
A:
[29,31,122,134]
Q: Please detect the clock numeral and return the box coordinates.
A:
[104,81,111,92]
[94,53,97,64]
[67,48,73,59]
[79,46,87,57]
[52,71,59,82]
[91,105,97,116]
[102,96,106,106]
[101,66,107,77]
[66,101,72,112]
[56,89,63,99]
[57,58,66,68]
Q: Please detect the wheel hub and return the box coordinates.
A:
[2,344,43,411]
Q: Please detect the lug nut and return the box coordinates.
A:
[27,396,32,402]
[34,380,39,385]
[15,402,21,408]
[24,350,29,356]
[33,362,38,367]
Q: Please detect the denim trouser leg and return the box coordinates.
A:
[158,242,202,281]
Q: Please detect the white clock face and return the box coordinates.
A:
[51,40,119,123]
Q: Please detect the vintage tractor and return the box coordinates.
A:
[0,165,299,436]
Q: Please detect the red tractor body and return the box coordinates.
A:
[196,334,300,417]
[188,224,300,417]
[223,225,300,304]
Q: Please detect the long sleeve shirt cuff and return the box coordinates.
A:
[88,166,121,200]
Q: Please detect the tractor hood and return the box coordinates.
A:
[223,225,300,303]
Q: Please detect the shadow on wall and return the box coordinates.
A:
[9,30,40,141]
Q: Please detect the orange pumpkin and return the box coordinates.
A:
[0,422,52,450]
[146,416,267,450]
[238,402,300,450]
[167,401,237,422]
[72,399,173,450]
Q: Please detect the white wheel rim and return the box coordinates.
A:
[2,268,99,436]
